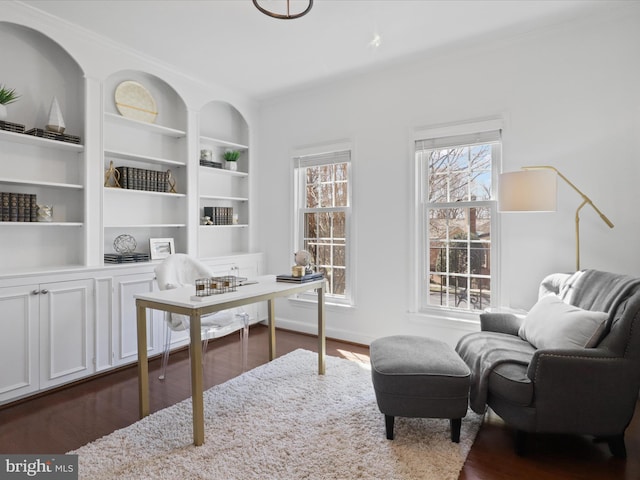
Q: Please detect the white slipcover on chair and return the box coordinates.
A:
[154,253,249,380]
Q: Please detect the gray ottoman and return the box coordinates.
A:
[370,335,471,442]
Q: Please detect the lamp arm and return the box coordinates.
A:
[523,166,614,229]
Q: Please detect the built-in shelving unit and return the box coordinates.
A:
[198,101,250,257]
[102,71,188,261]
[0,22,86,271]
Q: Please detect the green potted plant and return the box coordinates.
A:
[0,84,20,121]
[223,150,241,171]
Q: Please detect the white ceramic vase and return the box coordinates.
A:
[0,104,7,121]
[226,161,238,171]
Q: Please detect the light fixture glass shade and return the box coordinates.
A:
[498,170,557,212]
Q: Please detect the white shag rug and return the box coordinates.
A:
[70,349,482,479]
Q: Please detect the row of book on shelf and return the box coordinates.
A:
[1,192,38,222]
[203,206,235,225]
[114,166,174,193]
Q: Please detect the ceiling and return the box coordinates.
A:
[20,0,621,102]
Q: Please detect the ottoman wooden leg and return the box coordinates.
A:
[450,418,461,443]
[385,415,395,440]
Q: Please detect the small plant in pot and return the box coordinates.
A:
[223,150,241,171]
[0,84,20,121]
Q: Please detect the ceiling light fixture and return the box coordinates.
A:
[253,0,313,20]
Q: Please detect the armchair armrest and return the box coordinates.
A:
[479,312,524,336]
[526,348,638,433]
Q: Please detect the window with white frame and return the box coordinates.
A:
[293,147,352,304]
[416,126,501,312]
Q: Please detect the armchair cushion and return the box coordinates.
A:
[518,295,608,350]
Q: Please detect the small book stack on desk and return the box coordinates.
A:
[276,272,324,283]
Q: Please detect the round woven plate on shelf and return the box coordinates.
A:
[114,81,158,123]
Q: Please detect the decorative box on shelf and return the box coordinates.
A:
[24,128,81,144]
[0,121,25,134]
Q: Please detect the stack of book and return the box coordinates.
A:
[0,120,25,134]
[276,272,325,283]
[25,128,81,145]
[104,253,150,264]
[199,159,223,169]
[1,192,37,222]
[204,206,234,225]
[115,166,171,192]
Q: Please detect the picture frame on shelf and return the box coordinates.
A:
[149,237,175,260]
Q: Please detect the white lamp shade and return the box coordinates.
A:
[498,169,557,212]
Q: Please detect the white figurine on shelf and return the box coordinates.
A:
[46,96,65,133]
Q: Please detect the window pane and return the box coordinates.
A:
[426,206,492,311]
[427,144,493,203]
[333,211,345,238]
[320,183,333,208]
[335,182,348,207]
[306,184,318,208]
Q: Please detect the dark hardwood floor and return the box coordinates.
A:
[1,325,638,479]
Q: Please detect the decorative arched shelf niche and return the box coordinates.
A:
[0,21,86,272]
[198,101,251,258]
[102,70,189,262]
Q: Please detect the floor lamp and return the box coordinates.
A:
[498,166,614,271]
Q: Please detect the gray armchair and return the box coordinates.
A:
[455,269,640,458]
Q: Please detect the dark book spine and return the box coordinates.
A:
[16,193,26,222]
[9,193,18,222]
[1,192,9,221]
[116,167,127,189]
[30,194,37,222]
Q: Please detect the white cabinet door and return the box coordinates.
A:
[112,272,162,367]
[0,285,39,404]
[39,279,95,389]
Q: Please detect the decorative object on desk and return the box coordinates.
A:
[113,234,137,254]
[0,84,20,121]
[104,160,121,188]
[45,96,65,133]
[36,204,53,222]
[499,165,614,270]
[149,237,175,260]
[70,349,481,479]
[294,249,313,274]
[114,80,157,123]
[223,150,240,171]
[191,275,238,299]
[166,169,177,193]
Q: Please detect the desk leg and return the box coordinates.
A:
[190,313,205,446]
[136,303,149,418]
[268,298,276,361]
[317,284,326,375]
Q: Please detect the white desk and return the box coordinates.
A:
[135,274,326,446]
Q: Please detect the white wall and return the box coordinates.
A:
[255,5,640,346]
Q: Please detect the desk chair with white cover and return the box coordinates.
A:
[154,253,249,380]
